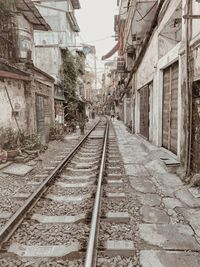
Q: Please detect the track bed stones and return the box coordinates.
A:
[46,193,92,203]
[33,198,94,216]
[0,255,84,267]
[8,220,90,247]
[99,222,135,247]
[48,185,96,196]
[102,199,129,213]
[97,254,140,267]
[0,120,116,266]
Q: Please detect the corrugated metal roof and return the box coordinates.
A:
[16,0,51,31]
[71,0,81,9]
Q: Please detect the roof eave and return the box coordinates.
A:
[71,0,81,9]
[17,0,51,31]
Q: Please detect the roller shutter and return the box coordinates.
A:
[162,62,178,154]
[139,85,149,140]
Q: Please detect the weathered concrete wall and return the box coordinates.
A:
[135,30,158,143]
[35,0,75,44]
[34,47,62,82]
[0,69,54,146]
[0,79,27,132]
[16,14,34,60]
[34,1,77,82]
[192,45,200,82]
[191,1,200,40]
[190,42,200,174]
[191,96,200,173]
[136,32,158,89]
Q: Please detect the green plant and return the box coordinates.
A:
[61,49,77,94]
[61,50,79,122]
[0,0,15,12]
[0,127,20,150]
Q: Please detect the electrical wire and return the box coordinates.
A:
[136,2,157,22]
[85,36,112,44]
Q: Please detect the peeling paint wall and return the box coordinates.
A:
[0,79,27,132]
[16,14,34,60]
[0,73,54,144]
[34,47,62,81]
[190,43,200,173]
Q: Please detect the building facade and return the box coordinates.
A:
[111,0,200,176]
[0,0,54,144]
[33,0,81,127]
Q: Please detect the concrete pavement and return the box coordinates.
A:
[113,120,200,267]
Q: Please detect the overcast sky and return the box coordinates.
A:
[76,0,117,87]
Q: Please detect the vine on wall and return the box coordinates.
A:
[0,0,16,12]
[61,49,79,122]
[61,49,77,94]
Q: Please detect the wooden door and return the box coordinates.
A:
[162,62,178,154]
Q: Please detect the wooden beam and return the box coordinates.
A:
[0,71,31,81]
[183,15,200,19]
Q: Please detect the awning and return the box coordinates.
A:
[101,42,119,61]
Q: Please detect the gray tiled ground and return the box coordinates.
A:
[113,120,200,266]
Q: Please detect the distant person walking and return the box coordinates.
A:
[110,109,115,121]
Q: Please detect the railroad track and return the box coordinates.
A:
[0,118,138,267]
[0,121,97,230]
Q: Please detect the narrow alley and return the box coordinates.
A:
[0,0,200,266]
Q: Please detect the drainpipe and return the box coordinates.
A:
[186,0,192,176]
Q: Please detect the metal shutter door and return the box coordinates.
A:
[162,62,178,154]
[170,63,178,154]
[162,67,170,149]
[140,85,149,139]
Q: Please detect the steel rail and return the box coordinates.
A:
[84,120,109,267]
[0,120,100,247]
